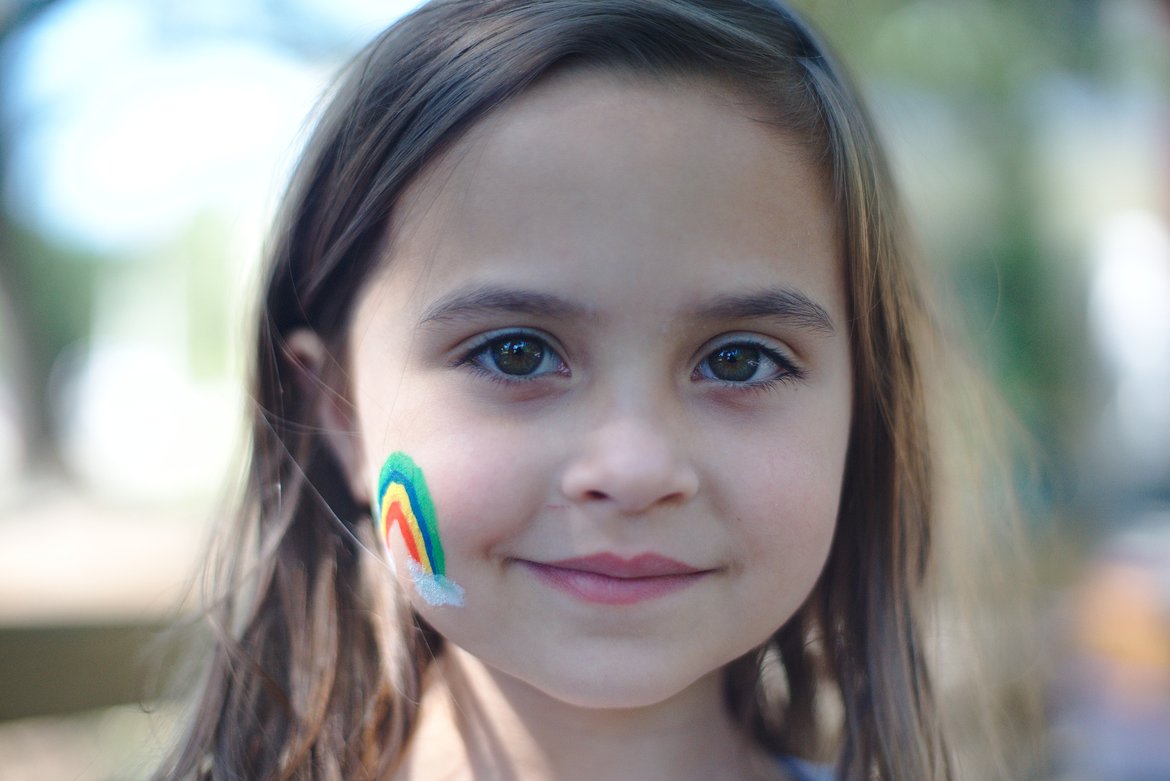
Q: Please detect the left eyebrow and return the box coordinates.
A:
[692,288,836,335]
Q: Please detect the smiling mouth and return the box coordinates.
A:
[518,553,713,605]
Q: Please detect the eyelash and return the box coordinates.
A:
[453,330,569,384]
[692,337,805,391]
[452,331,804,390]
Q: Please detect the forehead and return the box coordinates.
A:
[368,70,843,324]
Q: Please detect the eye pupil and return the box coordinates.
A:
[708,345,760,382]
[491,337,544,375]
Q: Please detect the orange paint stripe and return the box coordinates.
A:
[384,501,422,564]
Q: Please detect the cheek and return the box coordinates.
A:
[740,454,840,561]
[729,461,840,631]
[721,405,849,590]
[371,417,556,556]
[368,450,469,607]
[369,419,557,617]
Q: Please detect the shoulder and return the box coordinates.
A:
[775,755,836,781]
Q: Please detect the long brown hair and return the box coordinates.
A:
[157,1,955,778]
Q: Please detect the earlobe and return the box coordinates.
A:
[285,328,372,507]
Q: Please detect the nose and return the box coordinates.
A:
[559,414,699,515]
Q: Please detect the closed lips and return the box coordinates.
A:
[539,553,706,578]
[519,553,714,605]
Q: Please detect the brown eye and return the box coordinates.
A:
[704,344,762,382]
[694,339,800,387]
[489,336,546,375]
[461,331,568,381]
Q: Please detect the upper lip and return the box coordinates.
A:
[537,553,707,578]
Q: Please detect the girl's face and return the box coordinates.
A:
[346,72,852,710]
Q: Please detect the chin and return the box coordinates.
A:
[502,656,718,712]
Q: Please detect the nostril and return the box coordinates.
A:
[584,489,609,501]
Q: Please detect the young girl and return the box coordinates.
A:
[158,1,979,779]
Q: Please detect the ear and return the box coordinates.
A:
[285,328,372,507]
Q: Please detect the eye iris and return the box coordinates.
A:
[708,345,760,382]
[491,337,544,375]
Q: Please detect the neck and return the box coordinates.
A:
[400,646,782,781]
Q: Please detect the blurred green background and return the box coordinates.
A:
[0,0,1167,779]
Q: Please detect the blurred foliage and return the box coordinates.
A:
[1,219,101,465]
[797,0,1104,82]
[0,0,1165,516]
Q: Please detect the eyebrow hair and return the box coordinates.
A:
[418,286,589,326]
[694,288,836,335]
[417,284,835,335]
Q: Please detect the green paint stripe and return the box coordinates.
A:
[379,452,446,575]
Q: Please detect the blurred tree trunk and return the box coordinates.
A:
[0,0,70,469]
[0,222,63,470]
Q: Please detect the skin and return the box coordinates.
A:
[333,72,852,781]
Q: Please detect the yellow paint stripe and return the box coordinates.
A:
[383,482,433,572]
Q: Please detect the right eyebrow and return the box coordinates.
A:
[417,285,590,327]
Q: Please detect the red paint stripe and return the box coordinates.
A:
[386,501,422,564]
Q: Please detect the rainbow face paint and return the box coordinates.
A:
[375,451,465,607]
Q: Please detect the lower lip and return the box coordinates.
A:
[520,561,709,606]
